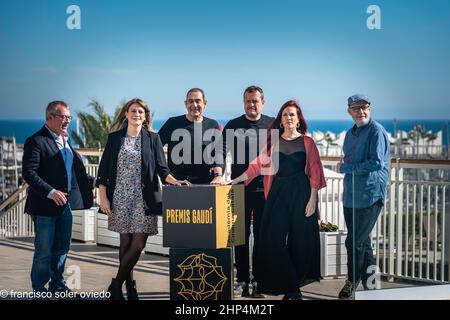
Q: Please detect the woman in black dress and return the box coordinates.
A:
[228,100,326,300]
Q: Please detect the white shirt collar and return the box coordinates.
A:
[45,125,69,142]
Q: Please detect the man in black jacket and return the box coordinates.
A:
[22,101,93,294]
[223,86,274,298]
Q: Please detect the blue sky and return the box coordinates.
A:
[0,0,449,120]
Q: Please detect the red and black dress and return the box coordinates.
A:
[244,135,326,295]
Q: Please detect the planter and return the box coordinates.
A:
[72,208,96,242]
[95,213,168,255]
[95,213,120,247]
[320,231,347,277]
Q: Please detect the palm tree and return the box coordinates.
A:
[409,125,426,158]
[70,99,122,163]
[425,131,438,157]
[324,132,338,156]
[70,99,155,163]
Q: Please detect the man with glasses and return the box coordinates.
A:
[336,94,390,299]
[22,101,93,297]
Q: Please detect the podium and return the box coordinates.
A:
[163,184,245,248]
[163,185,245,300]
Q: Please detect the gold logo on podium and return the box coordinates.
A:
[174,253,227,300]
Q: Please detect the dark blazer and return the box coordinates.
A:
[22,126,94,216]
[96,127,170,215]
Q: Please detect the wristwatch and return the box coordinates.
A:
[213,172,221,178]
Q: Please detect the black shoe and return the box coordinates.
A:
[107,278,125,300]
[234,282,250,298]
[126,280,139,300]
[250,282,266,298]
[338,280,353,299]
[282,292,303,300]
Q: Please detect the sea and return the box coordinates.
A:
[1,119,449,145]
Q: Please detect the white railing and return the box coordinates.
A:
[375,180,449,282]
[375,160,450,283]
[392,144,448,159]
[318,144,449,159]
[318,177,346,231]
[0,162,100,239]
[85,164,100,206]
[319,157,450,283]
[319,158,345,230]
[0,184,33,238]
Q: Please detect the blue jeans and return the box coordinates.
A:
[343,199,383,288]
[31,205,72,292]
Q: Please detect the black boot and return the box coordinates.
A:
[126,280,139,300]
[107,278,125,300]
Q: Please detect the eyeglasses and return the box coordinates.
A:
[52,113,72,121]
[349,105,370,112]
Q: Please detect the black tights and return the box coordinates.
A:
[116,233,148,286]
